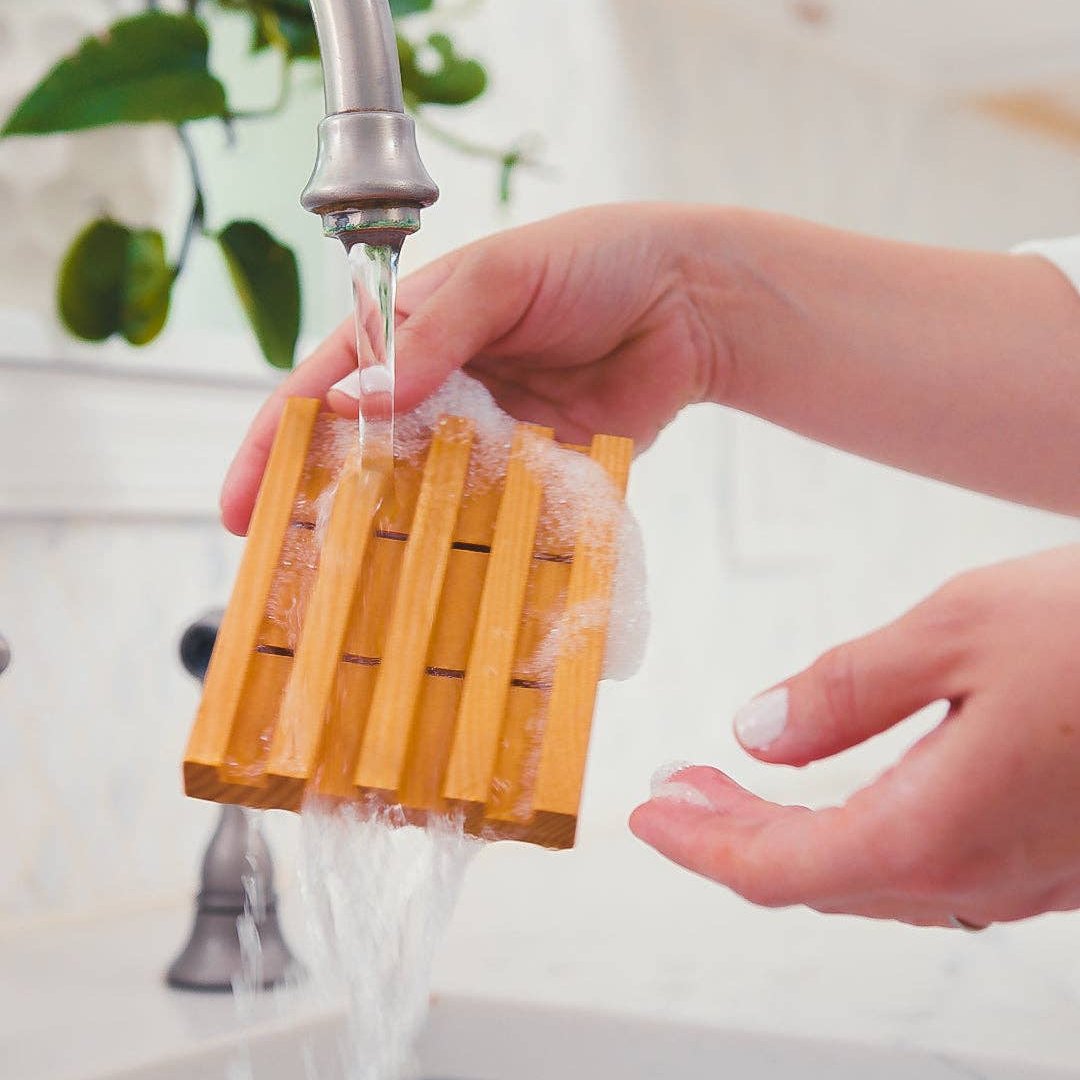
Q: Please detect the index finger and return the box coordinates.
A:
[220,316,356,535]
[630,765,900,909]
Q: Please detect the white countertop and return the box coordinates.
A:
[3,826,1079,1079]
[438,826,1080,1072]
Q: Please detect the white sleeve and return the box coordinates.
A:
[1012,235,1080,294]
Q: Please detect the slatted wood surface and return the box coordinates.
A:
[182,397,633,848]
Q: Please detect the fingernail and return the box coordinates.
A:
[359,365,394,395]
[329,370,361,399]
[734,687,789,750]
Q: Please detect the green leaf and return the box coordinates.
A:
[123,231,175,345]
[2,13,226,136]
[390,0,434,16]
[266,12,320,59]
[218,221,300,369]
[58,219,173,346]
[398,32,487,106]
[250,15,273,52]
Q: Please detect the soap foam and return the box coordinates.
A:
[649,761,712,809]
[395,372,650,682]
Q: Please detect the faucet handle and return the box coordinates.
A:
[179,610,224,683]
[0,634,10,677]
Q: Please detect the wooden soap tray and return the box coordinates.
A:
[182,397,633,849]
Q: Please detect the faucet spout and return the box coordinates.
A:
[301,0,438,247]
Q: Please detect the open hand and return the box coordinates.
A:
[631,545,1080,927]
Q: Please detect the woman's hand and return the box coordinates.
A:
[220,204,723,535]
[631,545,1080,927]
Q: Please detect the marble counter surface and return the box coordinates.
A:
[435,825,1080,1075]
[4,828,1079,1079]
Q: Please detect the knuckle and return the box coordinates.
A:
[877,816,984,899]
[733,874,793,909]
[925,570,989,632]
[808,642,860,734]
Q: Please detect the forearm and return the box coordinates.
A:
[686,208,1080,516]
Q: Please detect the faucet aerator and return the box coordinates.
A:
[302,1,438,246]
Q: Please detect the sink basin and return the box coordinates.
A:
[111,994,1072,1080]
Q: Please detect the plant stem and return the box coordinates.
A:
[410,107,540,202]
[174,124,208,276]
[411,105,515,163]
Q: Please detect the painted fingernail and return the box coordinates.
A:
[734,687,789,750]
[359,365,394,395]
[329,370,361,399]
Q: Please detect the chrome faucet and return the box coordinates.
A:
[301,0,439,248]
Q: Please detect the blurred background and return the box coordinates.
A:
[4,0,1080,1069]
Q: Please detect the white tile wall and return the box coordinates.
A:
[1,0,1080,933]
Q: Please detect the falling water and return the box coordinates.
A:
[348,242,400,472]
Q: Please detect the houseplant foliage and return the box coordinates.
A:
[2,1,526,369]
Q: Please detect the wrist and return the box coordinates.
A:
[666,205,782,408]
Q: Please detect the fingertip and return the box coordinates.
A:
[219,457,255,537]
[629,797,712,850]
[326,387,361,421]
[733,687,791,756]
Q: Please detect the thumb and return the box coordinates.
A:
[394,242,545,413]
[735,597,968,766]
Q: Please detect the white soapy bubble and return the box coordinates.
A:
[650,760,696,794]
[395,372,650,684]
[395,370,517,488]
[649,762,712,809]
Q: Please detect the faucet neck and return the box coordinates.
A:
[302,0,438,241]
[309,0,404,114]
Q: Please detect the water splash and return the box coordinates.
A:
[298,803,480,1080]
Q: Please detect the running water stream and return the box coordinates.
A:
[348,241,400,473]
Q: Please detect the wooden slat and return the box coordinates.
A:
[218,647,293,786]
[533,442,590,560]
[484,685,547,825]
[510,556,571,683]
[426,547,488,671]
[263,464,387,802]
[293,412,352,521]
[261,523,318,651]
[442,425,551,807]
[483,555,570,823]
[341,534,405,659]
[528,434,633,834]
[354,417,474,795]
[183,397,320,795]
[398,676,464,812]
[309,662,379,800]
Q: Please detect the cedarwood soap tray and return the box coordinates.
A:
[182,397,633,849]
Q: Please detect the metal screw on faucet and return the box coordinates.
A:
[166,611,301,992]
